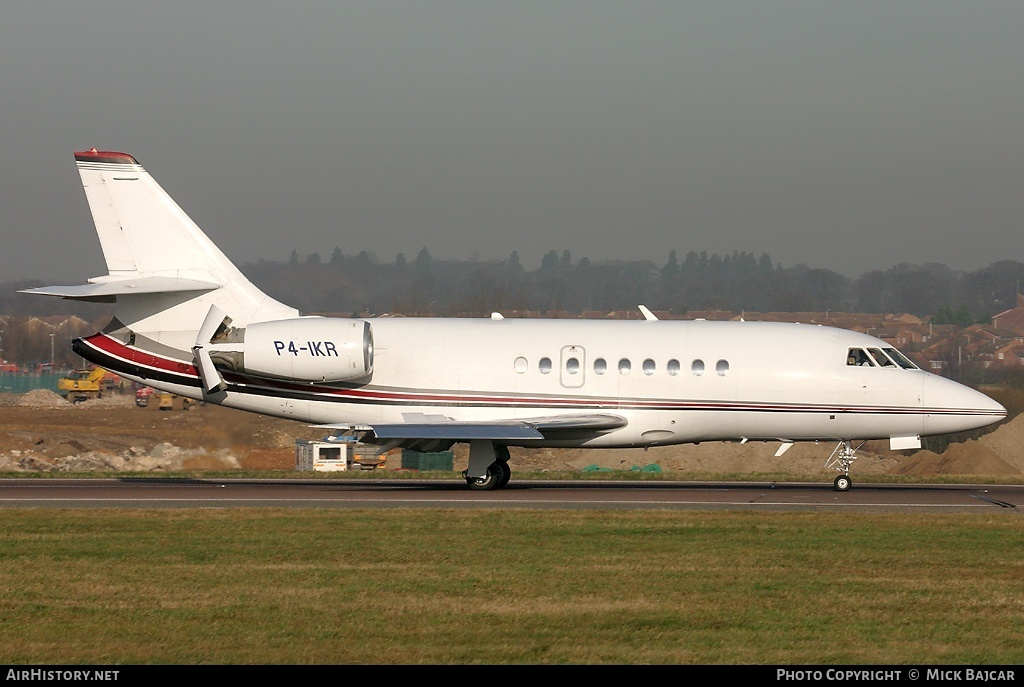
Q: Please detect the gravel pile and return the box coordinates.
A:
[16,389,69,408]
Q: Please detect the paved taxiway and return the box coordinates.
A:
[0,479,1020,512]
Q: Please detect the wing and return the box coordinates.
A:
[315,413,628,451]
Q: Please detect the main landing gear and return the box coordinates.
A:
[464,444,512,491]
[825,440,864,492]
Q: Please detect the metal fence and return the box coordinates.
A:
[0,372,63,394]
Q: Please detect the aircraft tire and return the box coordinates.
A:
[465,460,511,491]
[495,460,512,489]
[834,475,852,492]
[466,463,500,491]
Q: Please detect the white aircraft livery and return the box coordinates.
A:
[25,150,1007,491]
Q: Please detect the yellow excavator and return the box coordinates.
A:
[58,368,118,403]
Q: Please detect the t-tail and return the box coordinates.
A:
[23,149,300,393]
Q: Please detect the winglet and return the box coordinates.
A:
[638,305,658,321]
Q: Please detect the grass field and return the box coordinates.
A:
[0,508,1022,665]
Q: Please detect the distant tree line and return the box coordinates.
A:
[3,251,1022,368]
[4,253,1023,325]
[241,249,1024,322]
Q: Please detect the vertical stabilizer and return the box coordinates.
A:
[75,149,242,284]
[25,150,298,352]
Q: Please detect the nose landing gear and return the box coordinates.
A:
[825,440,864,492]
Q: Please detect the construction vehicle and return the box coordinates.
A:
[134,386,195,411]
[146,391,194,411]
[58,367,120,402]
[133,386,155,407]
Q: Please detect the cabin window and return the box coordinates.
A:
[514,356,528,374]
[846,348,874,366]
[642,359,656,375]
[594,358,607,375]
[539,357,552,374]
[618,358,631,375]
[691,359,705,376]
[566,357,580,375]
[716,359,730,376]
[667,359,680,376]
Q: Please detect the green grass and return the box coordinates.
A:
[0,508,1022,664]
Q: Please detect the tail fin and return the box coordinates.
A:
[24,150,297,351]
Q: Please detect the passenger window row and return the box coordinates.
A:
[514,356,731,377]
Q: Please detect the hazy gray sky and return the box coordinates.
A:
[2,1,1022,282]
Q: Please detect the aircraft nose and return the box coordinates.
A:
[920,375,1007,435]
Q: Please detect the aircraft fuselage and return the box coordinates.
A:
[75,316,1004,449]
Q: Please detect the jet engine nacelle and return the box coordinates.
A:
[241,318,373,382]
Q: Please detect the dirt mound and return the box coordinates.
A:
[0,398,317,473]
[887,414,1024,477]
[889,442,1018,477]
[0,392,1019,477]
[503,439,900,476]
[978,414,1024,472]
[15,389,70,408]
[504,415,1024,478]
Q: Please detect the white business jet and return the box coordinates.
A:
[25,150,1007,491]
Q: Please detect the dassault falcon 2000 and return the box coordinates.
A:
[25,149,1006,491]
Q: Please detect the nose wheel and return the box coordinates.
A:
[825,440,863,491]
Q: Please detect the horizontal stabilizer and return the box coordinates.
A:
[21,276,221,302]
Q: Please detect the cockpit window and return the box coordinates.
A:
[846,348,874,366]
[847,346,918,370]
[884,347,918,370]
[868,348,897,367]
